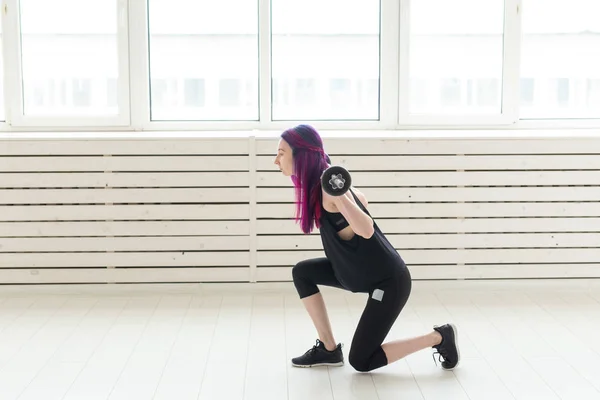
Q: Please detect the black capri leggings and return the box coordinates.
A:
[292,257,412,372]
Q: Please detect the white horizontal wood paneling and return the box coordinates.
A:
[256,233,599,250]
[257,154,600,170]
[0,172,250,188]
[1,204,249,221]
[0,188,250,204]
[257,187,600,202]
[0,156,248,172]
[1,236,250,252]
[257,170,600,187]
[256,202,600,218]
[255,264,600,281]
[1,252,249,268]
[3,139,250,155]
[256,249,600,265]
[0,267,250,284]
[2,134,600,284]
[255,136,600,281]
[255,137,600,155]
[256,218,600,234]
[0,138,250,284]
[0,221,249,236]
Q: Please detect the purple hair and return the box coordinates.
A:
[280,124,331,234]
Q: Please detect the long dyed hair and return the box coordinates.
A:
[281,125,331,234]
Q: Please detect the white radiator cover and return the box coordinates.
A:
[1,133,599,284]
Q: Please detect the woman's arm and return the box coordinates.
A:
[326,189,374,239]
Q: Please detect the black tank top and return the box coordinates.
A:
[319,189,407,293]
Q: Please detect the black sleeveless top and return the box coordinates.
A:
[319,189,407,293]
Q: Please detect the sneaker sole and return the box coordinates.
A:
[443,323,460,371]
[292,361,344,368]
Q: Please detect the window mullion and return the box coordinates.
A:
[379,0,400,127]
[258,0,271,125]
[115,0,131,126]
[129,0,150,129]
[501,0,522,123]
[397,0,410,125]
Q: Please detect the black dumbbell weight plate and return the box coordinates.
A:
[321,166,352,196]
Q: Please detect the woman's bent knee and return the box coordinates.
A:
[291,257,342,299]
[349,347,388,372]
[349,353,380,372]
[349,355,372,372]
[291,260,308,281]
[291,260,311,287]
[292,260,319,299]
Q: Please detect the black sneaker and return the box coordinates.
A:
[291,339,344,368]
[432,323,460,370]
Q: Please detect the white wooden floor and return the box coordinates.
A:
[1,279,599,400]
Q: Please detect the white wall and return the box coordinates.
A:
[1,132,599,284]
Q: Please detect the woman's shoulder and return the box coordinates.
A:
[320,186,369,211]
[351,187,369,208]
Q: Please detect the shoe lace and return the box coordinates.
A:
[305,339,340,356]
[305,339,322,355]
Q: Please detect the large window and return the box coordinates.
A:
[520,0,600,119]
[147,0,259,121]
[18,0,122,118]
[270,0,380,121]
[408,0,505,116]
[0,0,598,129]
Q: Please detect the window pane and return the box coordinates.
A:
[20,0,119,116]
[520,0,600,119]
[271,0,380,120]
[148,0,258,121]
[408,0,504,115]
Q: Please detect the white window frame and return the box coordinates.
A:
[1,0,130,128]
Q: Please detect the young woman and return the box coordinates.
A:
[273,124,460,372]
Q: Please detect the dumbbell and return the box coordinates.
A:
[321,165,352,196]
